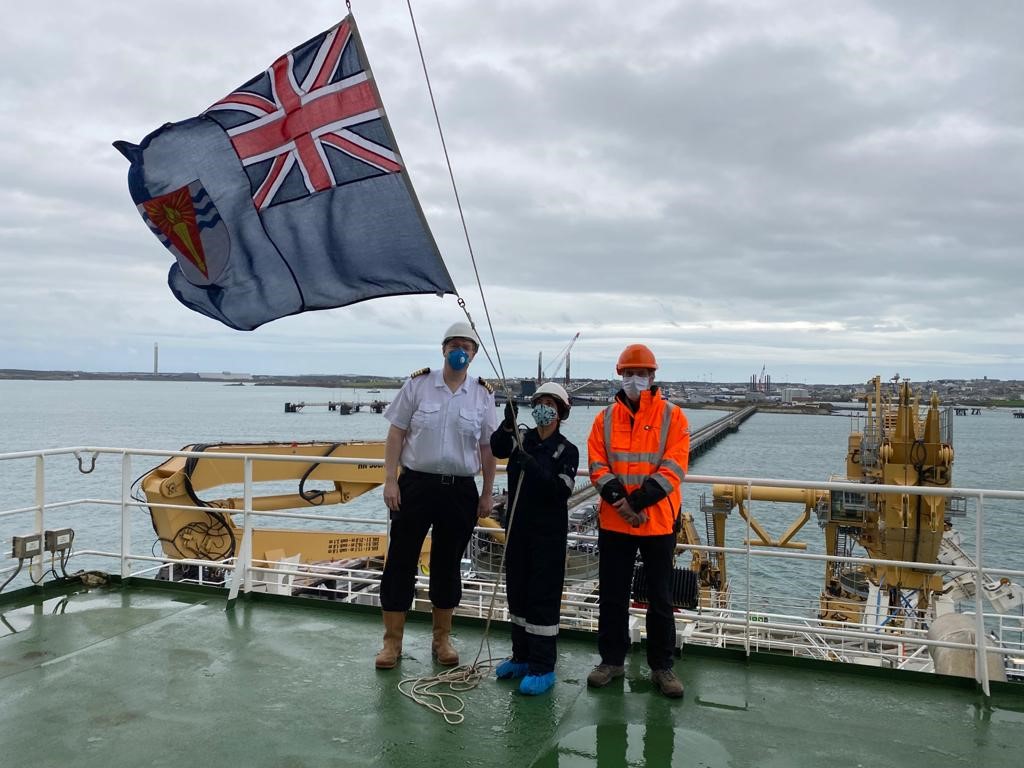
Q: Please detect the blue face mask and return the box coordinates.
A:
[531,404,557,427]
[446,348,470,371]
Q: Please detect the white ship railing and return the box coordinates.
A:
[1,445,1023,696]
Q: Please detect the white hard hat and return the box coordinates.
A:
[442,321,481,349]
[532,381,571,420]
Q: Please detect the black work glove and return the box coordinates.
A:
[502,400,519,430]
[599,479,628,505]
[628,488,653,512]
[510,447,539,474]
[628,477,668,512]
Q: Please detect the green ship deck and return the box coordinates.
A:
[1,581,1022,767]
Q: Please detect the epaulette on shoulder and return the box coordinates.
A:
[477,376,494,393]
[410,367,430,378]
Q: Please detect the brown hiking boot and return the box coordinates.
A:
[374,610,405,670]
[586,664,625,688]
[651,668,684,699]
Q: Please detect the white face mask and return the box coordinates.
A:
[622,375,649,400]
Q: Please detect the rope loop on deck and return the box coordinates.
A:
[397,658,501,725]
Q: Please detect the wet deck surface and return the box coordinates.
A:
[1,582,1022,767]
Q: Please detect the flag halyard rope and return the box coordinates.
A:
[396,0,532,723]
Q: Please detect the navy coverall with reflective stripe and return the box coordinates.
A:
[490,425,579,674]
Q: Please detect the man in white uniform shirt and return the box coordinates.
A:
[374,321,498,669]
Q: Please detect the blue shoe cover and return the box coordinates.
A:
[519,672,556,695]
[496,659,529,679]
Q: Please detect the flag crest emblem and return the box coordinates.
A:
[140,182,228,286]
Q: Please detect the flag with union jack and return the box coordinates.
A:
[115,16,455,331]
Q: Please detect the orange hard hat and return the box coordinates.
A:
[616,344,658,374]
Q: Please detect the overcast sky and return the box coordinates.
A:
[2,1,1021,384]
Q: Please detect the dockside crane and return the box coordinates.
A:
[538,332,581,386]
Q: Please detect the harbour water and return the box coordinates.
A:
[1,379,1022,604]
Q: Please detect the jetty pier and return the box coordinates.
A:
[687,405,757,460]
[282,401,759,447]
[284,401,389,414]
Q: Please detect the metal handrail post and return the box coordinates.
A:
[974,494,990,696]
[32,455,45,582]
[226,458,254,604]
[243,458,253,595]
[120,453,132,578]
[744,481,752,656]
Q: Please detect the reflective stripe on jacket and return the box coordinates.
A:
[587,389,690,535]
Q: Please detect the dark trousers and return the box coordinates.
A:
[597,528,677,671]
[510,623,557,675]
[379,471,478,611]
[506,528,565,674]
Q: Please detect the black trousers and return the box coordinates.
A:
[379,470,478,611]
[597,528,677,671]
[506,524,565,674]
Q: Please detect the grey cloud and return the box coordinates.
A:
[0,1,1020,382]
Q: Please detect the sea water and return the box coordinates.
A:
[1,380,1022,602]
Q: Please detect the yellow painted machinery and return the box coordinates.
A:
[141,442,392,569]
[822,376,954,623]
[704,484,824,601]
[708,376,956,627]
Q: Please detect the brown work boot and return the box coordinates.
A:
[374,610,406,670]
[586,663,625,688]
[651,668,684,699]
[431,607,459,666]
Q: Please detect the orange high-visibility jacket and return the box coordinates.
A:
[587,390,690,535]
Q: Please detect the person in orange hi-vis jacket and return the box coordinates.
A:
[586,343,690,699]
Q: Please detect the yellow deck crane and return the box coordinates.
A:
[141,442,391,574]
[707,376,955,627]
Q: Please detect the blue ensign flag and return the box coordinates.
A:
[115,16,455,331]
